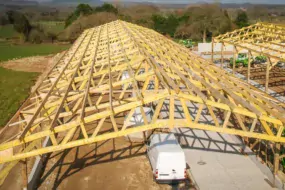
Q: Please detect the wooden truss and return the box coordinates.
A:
[213,22,285,92]
[0,21,285,173]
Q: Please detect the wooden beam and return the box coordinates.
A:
[233,46,236,74]
[265,58,271,93]
[21,145,28,190]
[247,51,251,83]
[221,42,224,69]
[211,38,214,63]
[18,30,90,140]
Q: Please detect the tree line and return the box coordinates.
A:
[64,3,118,28]
[1,10,60,43]
[62,3,249,42]
[151,5,250,42]
[63,3,250,43]
[0,3,250,44]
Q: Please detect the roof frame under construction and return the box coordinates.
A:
[0,20,285,183]
[213,22,285,93]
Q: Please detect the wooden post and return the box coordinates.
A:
[233,47,236,74]
[265,141,268,165]
[221,42,224,69]
[265,59,271,93]
[274,153,279,174]
[274,143,280,175]
[276,143,281,153]
[21,145,28,190]
[247,51,251,83]
[211,38,214,63]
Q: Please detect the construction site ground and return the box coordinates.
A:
[0,53,283,189]
[0,114,190,190]
[196,52,284,98]
[0,55,190,189]
[1,122,277,190]
[0,55,54,73]
[173,128,279,190]
[235,66,285,96]
[0,128,280,190]
[37,138,182,190]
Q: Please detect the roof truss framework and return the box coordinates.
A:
[213,22,285,94]
[0,20,285,173]
[214,22,285,62]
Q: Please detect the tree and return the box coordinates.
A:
[76,3,93,15]
[235,11,249,28]
[174,5,233,42]
[6,11,32,41]
[65,3,119,28]
[65,3,93,27]
[152,14,179,37]
[28,29,45,44]
[46,31,57,43]
[59,12,118,42]
[119,5,159,28]
[0,14,9,25]
[94,3,118,14]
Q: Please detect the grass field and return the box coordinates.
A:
[35,21,65,34]
[0,25,18,39]
[0,40,70,126]
[0,42,70,62]
[0,67,38,127]
[0,22,65,40]
[0,21,69,127]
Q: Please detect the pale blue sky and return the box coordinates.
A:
[28,0,285,4]
[107,0,285,4]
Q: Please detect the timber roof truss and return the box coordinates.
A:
[0,21,285,173]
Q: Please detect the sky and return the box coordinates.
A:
[111,0,285,4]
[22,0,285,4]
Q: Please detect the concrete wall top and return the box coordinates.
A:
[198,43,234,53]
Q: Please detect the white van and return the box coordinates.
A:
[147,133,186,183]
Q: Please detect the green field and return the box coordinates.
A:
[0,42,70,62]
[34,21,65,34]
[0,67,38,127]
[0,40,70,126]
[0,22,65,40]
[0,25,18,39]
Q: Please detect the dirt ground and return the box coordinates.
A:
[236,66,285,95]
[0,134,187,190]
[0,53,191,190]
[37,137,174,190]
[35,114,189,190]
[0,112,189,190]
[1,55,54,73]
